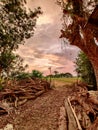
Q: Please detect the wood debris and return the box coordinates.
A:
[0,78,50,115]
[65,83,98,130]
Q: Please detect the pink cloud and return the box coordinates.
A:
[17,0,79,76]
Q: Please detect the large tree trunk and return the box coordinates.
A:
[91,59,98,89]
[71,26,98,89]
[61,3,98,89]
[76,45,98,89]
[83,26,98,90]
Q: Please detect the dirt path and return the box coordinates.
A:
[0,85,72,130]
[11,86,70,130]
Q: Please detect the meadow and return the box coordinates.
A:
[46,77,79,88]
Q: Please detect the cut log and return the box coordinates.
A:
[65,98,82,130]
[58,106,67,130]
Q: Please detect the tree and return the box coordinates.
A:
[53,71,73,78]
[58,0,98,89]
[0,52,26,77]
[75,51,97,90]
[16,72,30,80]
[9,54,28,78]
[30,70,43,78]
[64,73,73,78]
[0,52,28,86]
[54,70,59,77]
[0,0,42,78]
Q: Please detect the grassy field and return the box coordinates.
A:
[46,77,79,88]
[52,77,77,83]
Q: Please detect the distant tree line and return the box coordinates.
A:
[16,71,73,80]
[47,72,73,78]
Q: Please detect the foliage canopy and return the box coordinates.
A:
[75,51,97,89]
[0,0,42,85]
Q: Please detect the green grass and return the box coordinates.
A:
[46,77,79,88]
[51,77,78,83]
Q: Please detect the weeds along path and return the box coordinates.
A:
[13,86,71,130]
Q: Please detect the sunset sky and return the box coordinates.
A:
[17,0,80,75]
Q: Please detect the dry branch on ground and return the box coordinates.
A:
[65,83,98,130]
[0,78,50,116]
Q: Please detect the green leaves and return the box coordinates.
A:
[16,70,43,80]
[0,0,42,51]
[75,51,97,88]
[0,52,15,69]
[16,72,30,80]
[0,0,42,83]
[31,70,43,78]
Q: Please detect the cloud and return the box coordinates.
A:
[17,0,79,75]
[21,50,77,75]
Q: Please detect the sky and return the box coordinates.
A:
[17,0,80,76]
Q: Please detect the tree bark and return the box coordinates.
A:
[82,26,98,90]
[71,25,98,89]
[61,3,98,89]
[91,59,98,89]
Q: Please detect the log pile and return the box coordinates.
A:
[65,83,98,130]
[0,78,50,116]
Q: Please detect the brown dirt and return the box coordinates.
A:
[0,85,71,130]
